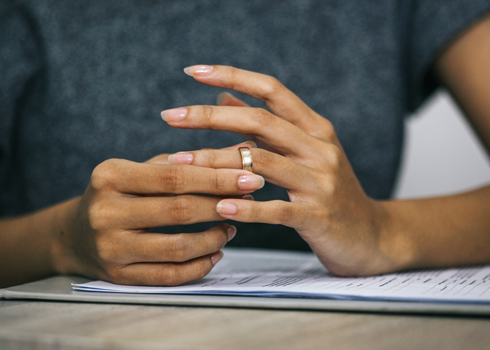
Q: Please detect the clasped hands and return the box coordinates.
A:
[58,65,408,286]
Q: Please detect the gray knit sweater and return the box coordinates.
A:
[1,0,489,250]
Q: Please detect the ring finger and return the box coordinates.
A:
[168,148,317,192]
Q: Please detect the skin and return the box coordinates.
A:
[1,14,490,288]
[165,15,490,276]
[0,151,264,288]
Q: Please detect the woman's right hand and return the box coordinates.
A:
[51,154,264,286]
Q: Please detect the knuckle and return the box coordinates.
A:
[95,237,118,263]
[318,173,336,197]
[201,105,215,128]
[87,201,112,231]
[165,234,191,262]
[323,144,342,171]
[262,76,283,100]
[161,267,181,286]
[169,196,195,224]
[213,171,228,193]
[162,166,186,193]
[90,159,119,190]
[226,67,239,90]
[322,118,336,137]
[311,118,336,140]
[250,108,273,132]
[206,150,219,168]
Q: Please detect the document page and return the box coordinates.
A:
[73,248,490,303]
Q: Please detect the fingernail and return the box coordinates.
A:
[241,194,254,200]
[217,92,234,105]
[238,175,265,190]
[161,108,188,122]
[227,225,237,242]
[168,152,193,164]
[217,201,238,215]
[211,251,223,266]
[183,65,214,76]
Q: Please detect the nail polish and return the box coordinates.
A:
[168,153,193,164]
[211,251,223,266]
[217,92,234,105]
[183,65,214,76]
[217,201,238,215]
[238,175,265,190]
[227,225,237,241]
[161,108,188,122]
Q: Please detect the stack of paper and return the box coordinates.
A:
[73,248,490,303]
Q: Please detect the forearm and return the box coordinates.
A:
[0,197,79,288]
[380,185,490,271]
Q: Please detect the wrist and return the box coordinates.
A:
[49,197,84,276]
[375,200,419,273]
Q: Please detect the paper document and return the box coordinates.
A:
[73,248,490,303]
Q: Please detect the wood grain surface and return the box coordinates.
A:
[1,300,489,350]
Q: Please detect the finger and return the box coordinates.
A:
[108,195,226,228]
[110,224,234,264]
[161,105,323,158]
[184,65,335,141]
[111,251,224,286]
[91,159,265,195]
[216,198,308,230]
[146,154,169,164]
[168,148,317,192]
[217,92,249,107]
[171,141,257,165]
[147,142,256,168]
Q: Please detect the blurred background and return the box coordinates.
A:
[395,90,490,199]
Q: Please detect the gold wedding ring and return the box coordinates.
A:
[238,147,253,172]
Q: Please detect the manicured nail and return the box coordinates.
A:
[161,108,188,122]
[238,175,265,190]
[227,225,237,242]
[241,194,254,200]
[183,65,214,76]
[217,201,238,215]
[211,251,223,266]
[217,92,234,105]
[168,152,193,164]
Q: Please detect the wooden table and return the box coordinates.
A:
[1,299,490,350]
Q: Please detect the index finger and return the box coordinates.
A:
[184,65,335,142]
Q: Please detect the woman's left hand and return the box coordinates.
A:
[161,65,409,276]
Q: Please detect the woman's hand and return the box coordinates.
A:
[162,65,410,276]
[51,154,265,285]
